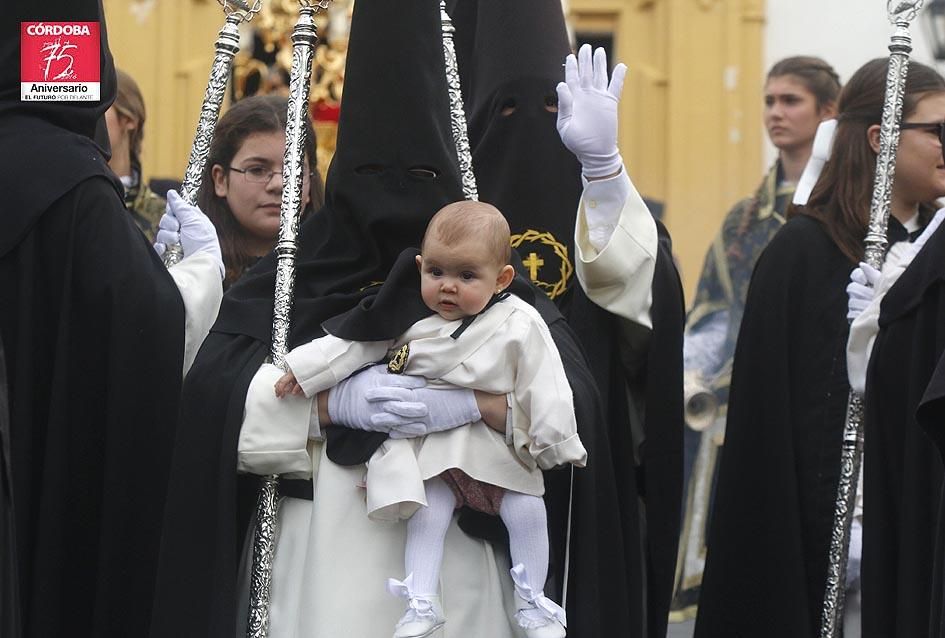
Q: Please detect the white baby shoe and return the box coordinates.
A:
[510,564,567,638]
[388,575,446,638]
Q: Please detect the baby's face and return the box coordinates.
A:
[416,235,505,321]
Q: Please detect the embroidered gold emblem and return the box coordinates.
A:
[387,343,410,374]
[510,229,573,299]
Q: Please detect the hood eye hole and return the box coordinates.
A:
[407,166,438,180]
[544,94,558,113]
[500,98,517,117]
[355,164,384,175]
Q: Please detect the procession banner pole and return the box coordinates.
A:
[246,2,331,636]
[820,2,924,635]
[162,0,263,267]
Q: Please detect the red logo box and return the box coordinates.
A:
[20,22,100,102]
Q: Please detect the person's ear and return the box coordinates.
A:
[416,254,423,271]
[495,264,515,292]
[867,124,882,154]
[212,164,228,198]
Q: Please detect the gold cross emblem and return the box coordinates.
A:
[522,252,544,280]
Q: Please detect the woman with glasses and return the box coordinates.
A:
[199,94,325,288]
[843,59,945,636]
[695,58,945,638]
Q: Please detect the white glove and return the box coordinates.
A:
[846,262,880,321]
[556,43,627,178]
[154,190,224,278]
[327,364,428,432]
[362,383,482,439]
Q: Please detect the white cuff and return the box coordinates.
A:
[238,363,314,478]
[575,171,657,328]
[168,251,223,377]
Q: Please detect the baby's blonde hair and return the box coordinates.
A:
[422,201,511,266]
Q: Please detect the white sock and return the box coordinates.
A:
[404,477,455,595]
[499,491,549,593]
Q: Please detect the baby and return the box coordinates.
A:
[276,201,586,638]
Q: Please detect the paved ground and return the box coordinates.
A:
[667,619,695,638]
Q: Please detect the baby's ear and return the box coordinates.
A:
[496,264,515,291]
[415,254,423,271]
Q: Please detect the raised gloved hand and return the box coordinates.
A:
[846,261,881,321]
[362,383,482,439]
[154,190,224,278]
[327,364,428,432]
[556,43,627,178]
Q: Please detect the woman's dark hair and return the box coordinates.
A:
[198,94,325,287]
[794,58,945,263]
[767,56,842,109]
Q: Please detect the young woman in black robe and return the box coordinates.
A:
[695,59,945,638]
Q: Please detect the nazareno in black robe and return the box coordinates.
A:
[859,216,943,638]
[446,2,684,635]
[695,214,855,637]
[0,1,188,636]
[149,1,603,636]
[893,219,945,638]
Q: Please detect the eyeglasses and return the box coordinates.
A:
[229,165,313,185]
[899,121,945,145]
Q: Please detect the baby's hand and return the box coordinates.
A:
[274,371,304,398]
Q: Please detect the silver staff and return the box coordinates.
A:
[163,0,263,267]
[440,1,479,201]
[246,3,330,637]
[820,2,923,636]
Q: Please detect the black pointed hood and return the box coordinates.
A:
[447,0,581,301]
[0,0,119,257]
[216,0,465,346]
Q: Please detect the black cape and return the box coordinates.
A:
[860,218,944,638]
[895,220,945,638]
[695,215,853,637]
[0,2,189,636]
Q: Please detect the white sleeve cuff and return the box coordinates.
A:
[238,363,314,478]
[575,170,657,328]
[168,252,223,377]
[284,335,391,398]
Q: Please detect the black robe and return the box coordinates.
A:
[0,132,187,637]
[0,1,190,634]
[896,220,945,638]
[695,214,853,637]
[860,219,945,638]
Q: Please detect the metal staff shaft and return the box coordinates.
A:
[246,3,328,637]
[820,3,923,636]
[440,1,478,201]
[163,1,261,267]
